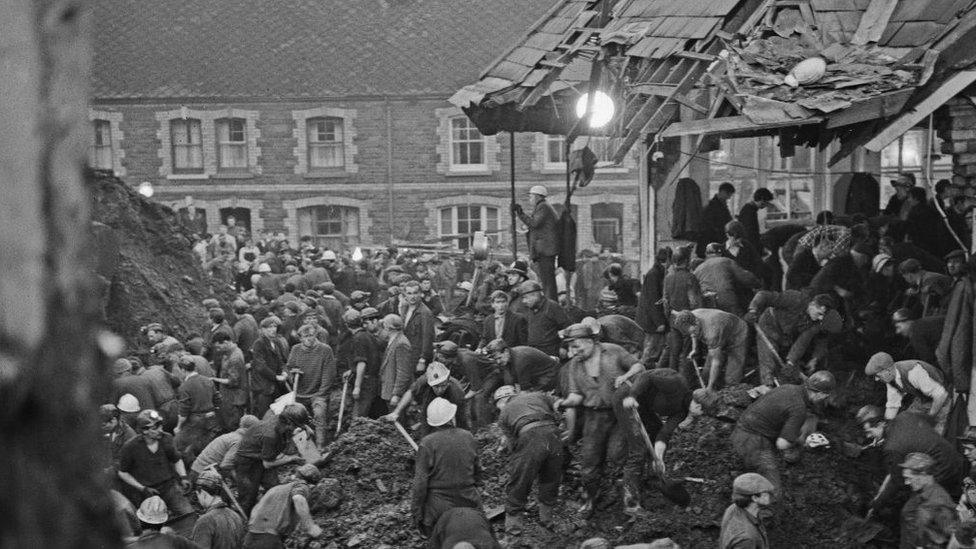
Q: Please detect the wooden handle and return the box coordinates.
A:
[394,421,418,452]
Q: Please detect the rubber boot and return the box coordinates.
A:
[538,503,554,528]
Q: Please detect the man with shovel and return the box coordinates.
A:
[287,323,338,448]
[670,309,748,389]
[191,469,245,549]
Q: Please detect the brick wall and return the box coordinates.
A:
[91,97,641,257]
[941,97,976,176]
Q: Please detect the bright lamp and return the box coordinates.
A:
[575,91,615,128]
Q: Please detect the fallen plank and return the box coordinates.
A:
[852,0,898,45]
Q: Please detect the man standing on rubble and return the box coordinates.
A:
[287,323,338,448]
[173,357,219,463]
[670,308,748,389]
[617,368,691,514]
[117,409,194,516]
[493,385,563,539]
[864,351,951,434]
[382,361,468,437]
[433,340,498,429]
[234,403,309,515]
[345,309,384,419]
[745,291,842,386]
[249,316,289,417]
[731,371,836,497]
[556,323,644,516]
[210,332,248,432]
[411,398,483,536]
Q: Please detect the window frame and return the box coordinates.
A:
[90,119,114,170]
[215,117,249,172]
[306,116,346,171]
[448,116,488,171]
[438,205,500,249]
[170,118,205,174]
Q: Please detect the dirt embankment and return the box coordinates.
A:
[87,169,231,347]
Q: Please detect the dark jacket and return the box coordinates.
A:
[233,314,259,362]
[517,200,559,260]
[697,195,733,257]
[249,335,289,396]
[737,202,763,252]
[479,311,527,349]
[672,177,703,239]
[523,298,570,356]
[402,301,435,366]
[636,262,667,333]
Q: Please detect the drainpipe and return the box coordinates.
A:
[385,96,394,244]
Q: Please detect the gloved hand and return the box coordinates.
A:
[143,486,160,497]
[511,203,523,214]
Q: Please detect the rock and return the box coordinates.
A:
[346,533,366,547]
[310,478,343,512]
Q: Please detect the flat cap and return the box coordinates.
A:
[732,473,775,496]
[899,452,935,472]
[864,352,894,376]
[434,340,459,358]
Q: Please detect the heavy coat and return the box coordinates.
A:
[517,199,559,260]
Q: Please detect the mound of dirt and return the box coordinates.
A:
[87,169,231,346]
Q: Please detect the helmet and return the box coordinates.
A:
[135,409,163,429]
[136,495,168,525]
[195,469,223,493]
[426,362,451,387]
[493,385,517,402]
[732,473,775,496]
[528,185,548,197]
[98,404,119,422]
[855,404,883,425]
[805,432,830,449]
[427,397,458,427]
[113,358,133,375]
[360,307,380,321]
[865,352,894,376]
[506,260,529,276]
[117,394,140,413]
[296,463,322,483]
[559,322,596,342]
[434,340,459,359]
[278,403,310,427]
[456,281,473,293]
[804,370,836,394]
[516,280,542,296]
[322,250,338,261]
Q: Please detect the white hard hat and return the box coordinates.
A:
[117,393,140,413]
[493,385,517,402]
[136,495,168,524]
[427,397,458,427]
[426,361,451,387]
[257,263,272,273]
[528,185,548,197]
[322,250,337,261]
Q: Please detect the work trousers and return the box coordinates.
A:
[352,377,385,419]
[641,332,665,367]
[420,487,482,536]
[710,321,749,387]
[906,399,951,435]
[469,391,494,430]
[756,332,804,386]
[297,395,330,447]
[730,427,782,498]
[533,255,558,301]
[234,456,280,516]
[580,408,626,500]
[505,425,564,514]
[242,532,284,549]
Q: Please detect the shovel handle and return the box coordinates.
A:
[394,420,419,452]
[629,407,666,476]
[336,376,349,437]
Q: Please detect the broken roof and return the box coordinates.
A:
[90,0,558,100]
[452,0,976,163]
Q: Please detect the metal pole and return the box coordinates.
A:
[510,131,518,260]
[385,97,394,243]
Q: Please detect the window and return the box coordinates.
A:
[543,135,616,168]
[439,205,500,249]
[170,119,203,173]
[879,129,953,205]
[307,117,345,169]
[90,119,113,170]
[591,202,623,253]
[297,205,360,248]
[450,117,486,168]
[216,118,248,171]
[765,143,814,222]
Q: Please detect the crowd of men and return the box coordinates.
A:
[100,179,976,548]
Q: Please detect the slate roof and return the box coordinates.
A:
[90,0,559,100]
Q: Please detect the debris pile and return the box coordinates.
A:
[87,169,230,346]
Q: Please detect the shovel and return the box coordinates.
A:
[270,371,301,415]
[839,510,885,544]
[394,420,419,452]
[629,407,691,507]
[206,465,247,519]
[336,373,349,437]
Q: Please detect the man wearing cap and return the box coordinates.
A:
[382,361,469,438]
[865,351,950,433]
[249,316,289,417]
[192,469,245,549]
[112,359,158,416]
[694,242,760,316]
[118,409,193,515]
[377,313,414,410]
[191,414,259,481]
[173,356,220,462]
[892,308,944,366]
[885,172,917,220]
[144,323,183,363]
[731,371,836,497]
[900,452,957,549]
[204,307,237,369]
[617,368,691,511]
[479,290,527,350]
[556,322,645,515]
[671,308,748,389]
[745,290,843,386]
[514,185,559,300]
[243,463,323,547]
[349,290,371,311]
[937,250,974,406]
[344,308,384,419]
[434,340,499,428]
[286,323,338,448]
[417,272,444,316]
[856,405,965,516]
[99,404,139,503]
[139,357,182,433]
[898,258,952,317]
[234,403,310,515]
[718,473,773,549]
[129,496,199,548]
[518,279,570,357]
[493,385,563,537]
[485,339,559,394]
[411,397,483,536]
[210,331,249,433]
[232,300,259,363]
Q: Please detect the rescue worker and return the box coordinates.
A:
[864,352,951,434]
[617,368,691,513]
[117,409,194,516]
[345,309,384,419]
[191,469,245,549]
[670,308,748,389]
[427,507,501,549]
[173,357,220,462]
[856,405,966,513]
[891,308,944,366]
[128,496,198,548]
[745,291,842,386]
[434,340,499,429]
[693,242,761,316]
[731,371,836,497]
[484,339,559,393]
[243,464,323,548]
[382,361,469,438]
[210,332,249,432]
[518,280,570,356]
[411,398,482,536]
[493,385,564,537]
[479,289,528,349]
[249,315,289,418]
[190,414,259,481]
[287,323,338,448]
[900,452,957,549]
[513,185,559,300]
[233,403,308,515]
[718,473,774,549]
[556,323,644,516]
